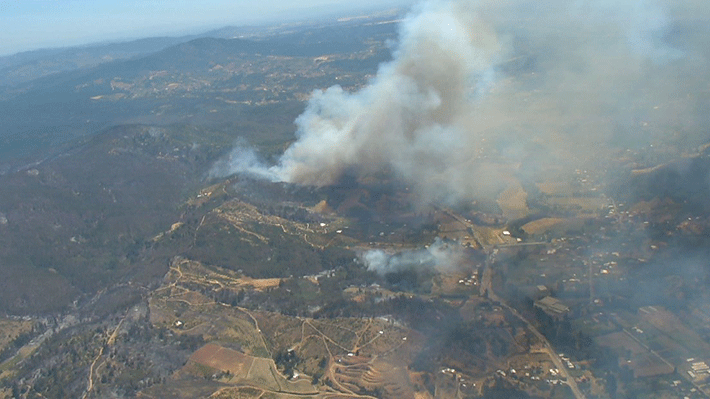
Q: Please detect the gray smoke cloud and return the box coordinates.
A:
[270,0,505,203]
[209,138,280,181]
[216,0,710,206]
[360,238,465,275]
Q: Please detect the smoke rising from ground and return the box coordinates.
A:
[360,238,465,275]
[271,0,504,203]
[216,0,710,205]
[209,139,280,181]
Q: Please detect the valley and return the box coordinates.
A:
[1,4,710,399]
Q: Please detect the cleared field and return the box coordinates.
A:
[162,257,285,292]
[631,353,674,378]
[596,331,646,355]
[188,344,318,395]
[246,357,282,391]
[477,225,510,246]
[190,343,253,377]
[247,357,318,394]
[136,380,230,398]
[431,273,478,296]
[545,196,607,212]
[536,181,574,196]
[522,216,597,237]
[170,289,214,306]
[209,387,266,399]
[308,320,358,348]
[215,199,349,250]
[595,331,673,378]
[521,218,565,235]
[236,277,282,291]
[640,306,710,359]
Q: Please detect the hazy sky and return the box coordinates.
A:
[0,0,413,56]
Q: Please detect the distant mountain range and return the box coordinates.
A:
[0,12,399,168]
[0,9,402,90]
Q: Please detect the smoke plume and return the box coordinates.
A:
[360,238,465,275]
[270,0,504,203]
[217,0,710,205]
[209,138,280,181]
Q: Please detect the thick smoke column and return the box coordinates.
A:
[267,0,707,202]
[215,0,709,205]
[270,0,503,203]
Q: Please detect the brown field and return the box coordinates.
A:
[536,181,574,196]
[307,320,358,349]
[647,334,689,366]
[235,277,282,291]
[209,386,267,399]
[165,257,285,292]
[188,344,318,395]
[247,357,318,394]
[471,225,507,247]
[596,331,646,355]
[523,216,596,236]
[545,196,607,212]
[210,386,320,399]
[246,357,282,391]
[190,343,253,377]
[149,258,279,356]
[170,289,214,306]
[137,380,230,398]
[521,218,565,235]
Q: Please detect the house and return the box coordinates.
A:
[534,296,569,315]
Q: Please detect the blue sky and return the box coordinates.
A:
[0,0,413,56]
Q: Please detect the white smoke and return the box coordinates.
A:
[361,238,465,275]
[214,0,709,205]
[269,0,503,203]
[209,139,280,181]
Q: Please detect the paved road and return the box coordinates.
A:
[481,259,587,399]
